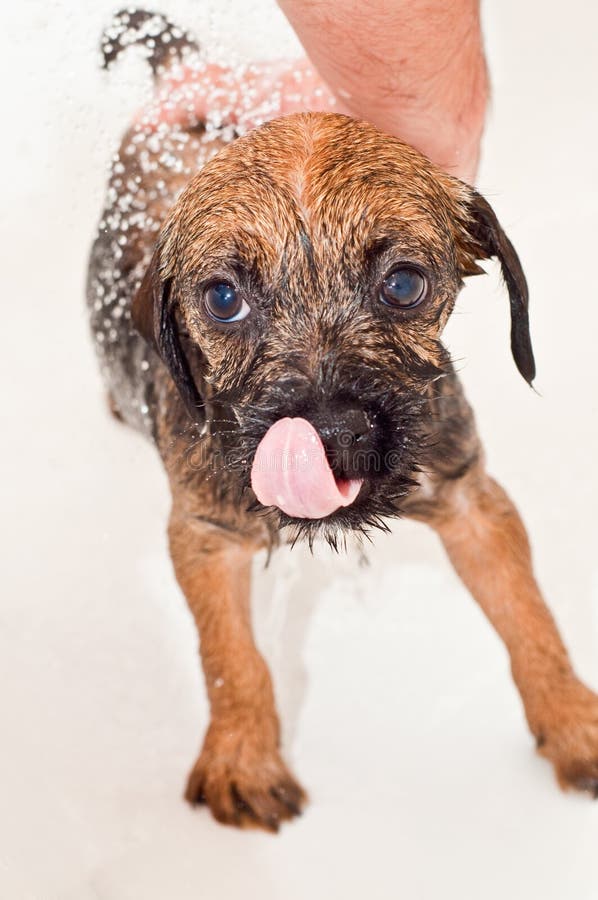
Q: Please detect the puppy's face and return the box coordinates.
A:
[135,113,533,540]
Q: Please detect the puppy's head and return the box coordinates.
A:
[134,113,533,541]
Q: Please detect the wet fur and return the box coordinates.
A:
[87,10,598,830]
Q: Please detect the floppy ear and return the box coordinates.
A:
[465,190,536,385]
[132,246,205,423]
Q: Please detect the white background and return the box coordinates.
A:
[2,1,598,897]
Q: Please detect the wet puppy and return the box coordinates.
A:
[88,10,598,829]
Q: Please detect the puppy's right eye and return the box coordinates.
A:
[203,281,249,323]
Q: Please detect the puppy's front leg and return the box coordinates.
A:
[427,469,598,795]
[168,511,306,829]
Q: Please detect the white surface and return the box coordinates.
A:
[2,1,598,898]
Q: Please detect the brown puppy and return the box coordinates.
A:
[88,10,598,830]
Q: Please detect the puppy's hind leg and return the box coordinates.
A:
[168,510,306,831]
[425,466,598,796]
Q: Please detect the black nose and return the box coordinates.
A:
[315,406,375,477]
[320,407,369,445]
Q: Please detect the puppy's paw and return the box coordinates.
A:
[534,679,598,798]
[185,722,306,831]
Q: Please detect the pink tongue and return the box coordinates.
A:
[250,417,363,519]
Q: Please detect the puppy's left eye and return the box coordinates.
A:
[380,266,428,309]
[203,281,250,323]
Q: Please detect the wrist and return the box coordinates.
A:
[342,29,488,182]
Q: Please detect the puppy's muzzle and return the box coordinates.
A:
[246,390,383,520]
[250,415,364,520]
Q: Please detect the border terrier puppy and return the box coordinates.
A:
[88,10,598,829]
